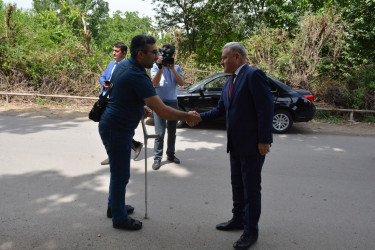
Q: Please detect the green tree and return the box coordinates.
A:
[95,10,155,55]
[0,2,103,95]
[152,0,202,53]
[33,0,59,10]
[245,0,375,65]
[340,0,375,65]
[33,0,109,39]
[153,0,248,64]
[245,10,344,90]
[194,0,246,64]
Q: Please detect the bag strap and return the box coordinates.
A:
[101,87,111,99]
[110,64,135,87]
[101,64,134,99]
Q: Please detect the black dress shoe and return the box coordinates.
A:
[233,233,258,249]
[101,158,109,165]
[167,156,180,164]
[113,216,142,230]
[107,205,134,218]
[126,205,135,214]
[152,160,161,170]
[216,219,244,231]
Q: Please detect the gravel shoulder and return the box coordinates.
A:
[1,102,374,137]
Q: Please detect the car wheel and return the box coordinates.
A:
[273,110,293,134]
[176,105,186,128]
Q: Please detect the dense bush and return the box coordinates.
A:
[346,65,375,110]
[314,65,375,110]
[0,3,102,96]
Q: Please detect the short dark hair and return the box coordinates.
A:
[130,35,157,58]
[113,42,127,53]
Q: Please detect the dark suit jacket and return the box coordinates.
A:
[200,64,274,155]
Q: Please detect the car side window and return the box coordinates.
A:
[204,76,230,92]
[266,79,278,93]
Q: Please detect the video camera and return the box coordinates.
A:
[158,46,175,66]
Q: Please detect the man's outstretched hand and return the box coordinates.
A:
[144,106,153,119]
[186,111,202,127]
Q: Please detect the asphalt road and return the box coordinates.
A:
[1,115,374,250]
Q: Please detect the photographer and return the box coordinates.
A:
[98,42,143,164]
[151,44,185,170]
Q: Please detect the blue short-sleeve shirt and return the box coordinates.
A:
[100,57,156,132]
[151,64,183,101]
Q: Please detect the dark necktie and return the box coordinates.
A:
[229,73,236,99]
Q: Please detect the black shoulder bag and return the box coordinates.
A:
[88,64,134,122]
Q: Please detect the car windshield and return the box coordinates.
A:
[189,78,207,90]
[188,74,230,92]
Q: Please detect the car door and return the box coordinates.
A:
[267,77,293,110]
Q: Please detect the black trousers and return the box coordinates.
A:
[230,151,265,235]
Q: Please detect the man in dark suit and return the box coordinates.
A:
[194,42,273,249]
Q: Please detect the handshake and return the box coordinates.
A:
[186,111,202,127]
[143,105,201,127]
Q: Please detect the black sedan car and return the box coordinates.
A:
[174,73,315,133]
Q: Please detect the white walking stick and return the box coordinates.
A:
[141,117,159,219]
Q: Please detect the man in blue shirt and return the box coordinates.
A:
[151,44,185,170]
[99,35,201,231]
[99,42,143,165]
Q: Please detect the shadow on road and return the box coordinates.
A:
[0,115,82,135]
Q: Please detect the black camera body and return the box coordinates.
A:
[158,46,175,66]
